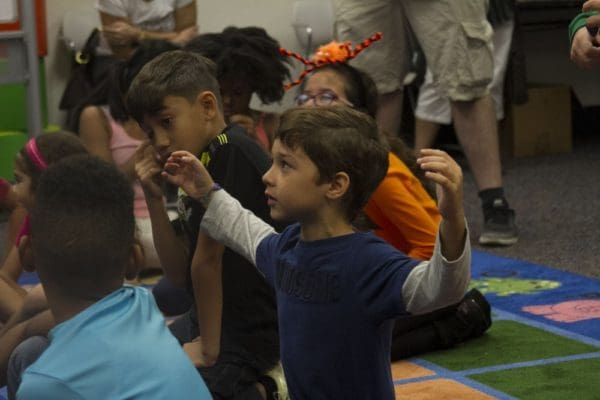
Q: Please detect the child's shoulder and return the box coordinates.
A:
[207,124,271,171]
[343,232,420,268]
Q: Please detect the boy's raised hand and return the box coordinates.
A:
[417,149,464,220]
[417,149,466,259]
[162,151,215,202]
[134,142,164,200]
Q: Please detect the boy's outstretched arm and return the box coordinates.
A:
[401,150,470,315]
[163,151,275,266]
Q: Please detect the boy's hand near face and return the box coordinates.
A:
[417,149,466,260]
[162,151,215,203]
[135,142,165,200]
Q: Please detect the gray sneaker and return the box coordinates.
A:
[479,198,518,246]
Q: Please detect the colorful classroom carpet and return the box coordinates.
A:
[392,250,600,399]
[2,250,599,399]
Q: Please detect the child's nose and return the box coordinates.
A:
[262,166,274,186]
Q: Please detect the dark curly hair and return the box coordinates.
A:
[184,26,291,105]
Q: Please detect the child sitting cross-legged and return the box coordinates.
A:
[162,106,471,399]
[8,155,211,400]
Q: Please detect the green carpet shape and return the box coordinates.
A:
[421,320,598,371]
[469,357,600,400]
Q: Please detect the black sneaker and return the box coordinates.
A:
[479,198,518,246]
[454,288,492,338]
[434,288,493,347]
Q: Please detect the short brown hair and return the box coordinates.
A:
[276,106,389,220]
[126,50,222,122]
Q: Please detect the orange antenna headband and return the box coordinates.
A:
[280,32,383,90]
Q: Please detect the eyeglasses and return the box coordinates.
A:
[294,90,354,107]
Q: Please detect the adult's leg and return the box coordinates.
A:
[377,90,404,138]
[453,19,515,186]
[404,0,517,245]
[6,336,49,399]
[414,119,441,154]
[452,95,502,190]
[333,0,409,136]
[414,18,515,154]
[489,19,516,121]
[413,68,453,153]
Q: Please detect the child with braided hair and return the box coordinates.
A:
[184,26,291,152]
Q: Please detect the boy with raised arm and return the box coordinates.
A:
[163,106,471,399]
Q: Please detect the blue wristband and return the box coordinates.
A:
[200,183,222,204]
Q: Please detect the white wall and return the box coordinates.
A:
[42,1,600,126]
[43,0,309,125]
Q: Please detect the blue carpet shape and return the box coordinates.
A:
[470,250,600,342]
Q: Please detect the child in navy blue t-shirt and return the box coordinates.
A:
[163,106,471,399]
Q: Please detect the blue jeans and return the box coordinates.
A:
[7,336,49,400]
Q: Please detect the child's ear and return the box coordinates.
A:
[326,172,350,201]
[125,241,145,280]
[196,91,219,119]
[18,236,36,272]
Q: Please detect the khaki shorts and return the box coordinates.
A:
[416,18,514,123]
[334,0,494,101]
[334,0,411,95]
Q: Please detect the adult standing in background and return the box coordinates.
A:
[96,0,198,60]
[414,1,515,163]
[333,0,519,246]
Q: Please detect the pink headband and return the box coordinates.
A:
[25,138,48,171]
